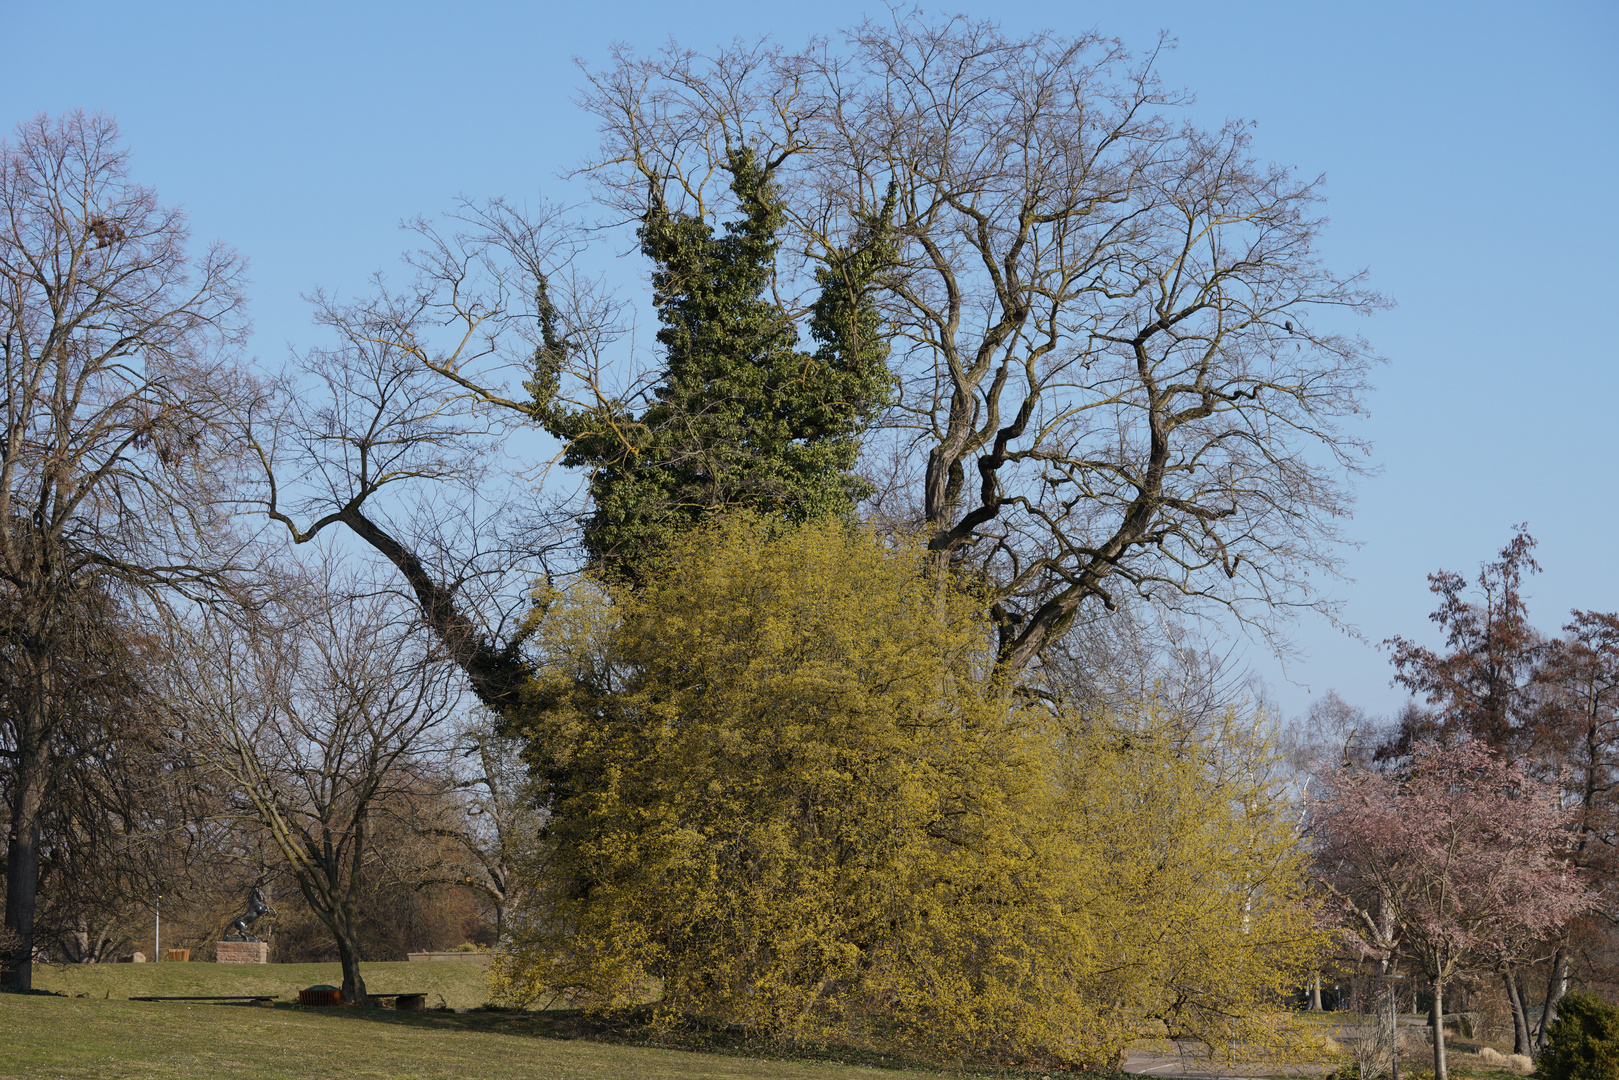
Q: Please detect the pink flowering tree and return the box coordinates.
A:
[1310,740,1591,1080]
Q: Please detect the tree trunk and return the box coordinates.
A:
[2,689,52,992]
[2,801,41,990]
[1536,947,1569,1053]
[1430,979,1449,1080]
[334,926,368,1007]
[1504,967,1531,1056]
[66,922,91,965]
[1309,970,1323,1011]
[315,884,369,1006]
[297,865,369,1006]
[334,508,526,712]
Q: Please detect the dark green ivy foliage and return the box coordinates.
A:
[1539,992,1619,1080]
[529,149,896,582]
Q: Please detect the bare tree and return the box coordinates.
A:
[576,13,1386,675]
[169,574,460,1004]
[1279,691,1390,782]
[1343,999,1399,1080]
[0,112,251,989]
[1035,598,1259,727]
[249,14,1383,741]
[416,709,544,945]
[242,199,605,710]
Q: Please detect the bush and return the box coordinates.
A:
[495,516,1325,1069]
[1538,992,1619,1080]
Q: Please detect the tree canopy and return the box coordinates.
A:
[251,13,1384,706]
[578,16,1385,672]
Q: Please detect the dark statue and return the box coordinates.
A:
[223,887,278,942]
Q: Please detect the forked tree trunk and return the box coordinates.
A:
[1504,967,1532,1055]
[1536,948,1569,1053]
[299,870,369,1006]
[305,897,368,1006]
[334,929,368,1007]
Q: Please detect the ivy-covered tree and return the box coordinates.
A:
[531,149,895,581]
[255,147,894,724]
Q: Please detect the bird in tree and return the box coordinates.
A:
[529,148,897,583]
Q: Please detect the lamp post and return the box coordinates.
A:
[154,888,161,962]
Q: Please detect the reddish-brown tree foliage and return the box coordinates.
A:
[1529,612,1619,1045]
[1539,612,1619,875]
[1384,527,1544,757]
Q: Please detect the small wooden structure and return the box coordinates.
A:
[299,985,343,1007]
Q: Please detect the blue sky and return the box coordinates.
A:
[5,0,1615,722]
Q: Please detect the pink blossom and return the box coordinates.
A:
[1310,740,1592,1080]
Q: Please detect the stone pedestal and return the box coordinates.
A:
[215,940,268,963]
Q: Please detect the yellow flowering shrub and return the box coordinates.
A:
[492,517,1323,1068]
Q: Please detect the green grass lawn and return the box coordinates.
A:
[29,959,494,1010]
[6,964,1052,1080]
[0,993,979,1080]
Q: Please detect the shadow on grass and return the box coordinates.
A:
[300,1002,1121,1078]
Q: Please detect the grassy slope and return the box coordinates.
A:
[30,960,493,1010]
[0,995,970,1080]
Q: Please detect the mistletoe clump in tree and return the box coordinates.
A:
[530,148,896,581]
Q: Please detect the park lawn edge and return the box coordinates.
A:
[0,992,1129,1080]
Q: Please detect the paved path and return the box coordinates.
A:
[1118,1014,1499,1080]
[1119,1015,1424,1079]
[1121,1045,1334,1078]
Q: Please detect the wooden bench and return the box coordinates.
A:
[130,995,277,1005]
